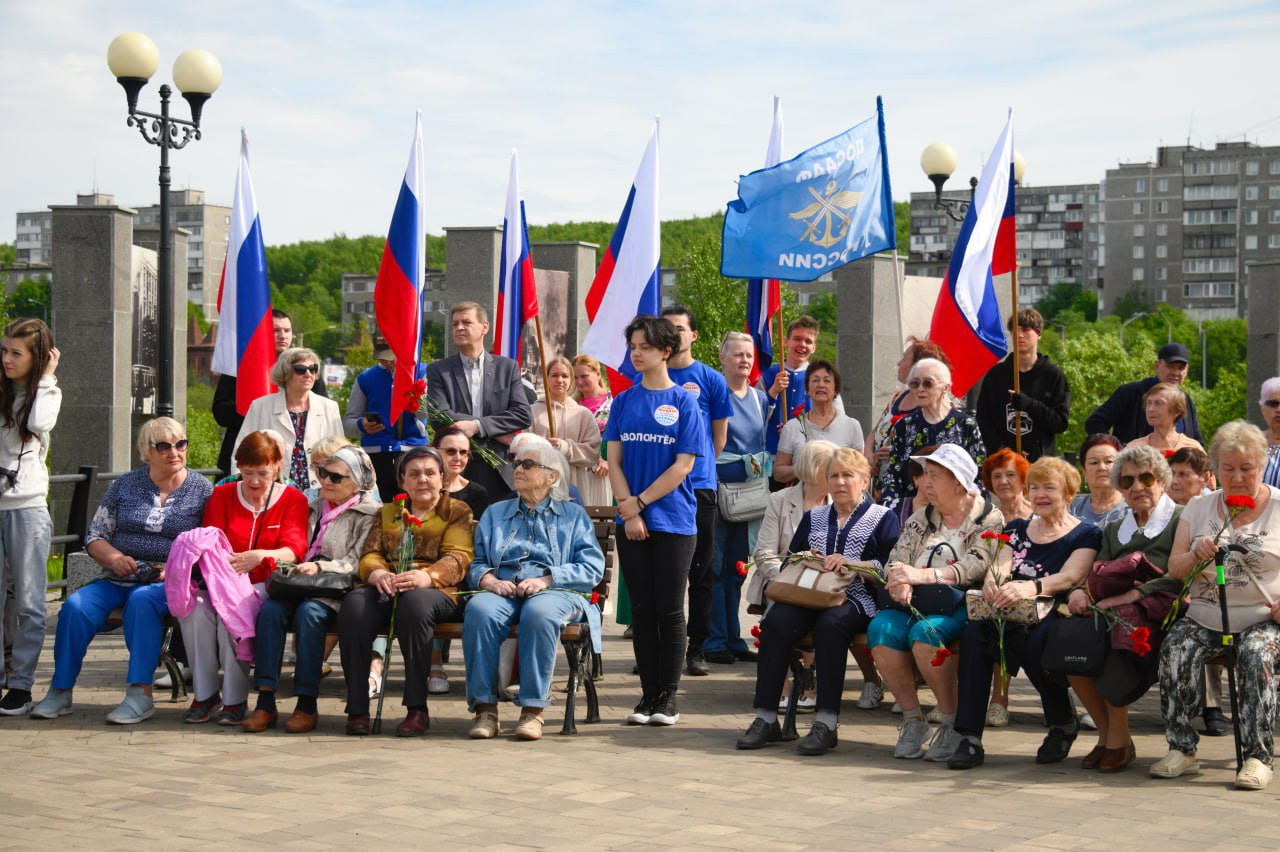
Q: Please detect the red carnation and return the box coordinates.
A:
[750,624,761,638]
[981,531,997,540]
[753,639,760,648]
[261,556,277,573]
[997,533,1012,543]
[1225,495,1257,511]
[1163,449,1176,459]
[736,561,749,577]
[1130,626,1152,657]
[930,647,953,667]
[589,591,600,606]
[791,405,805,419]
[394,492,408,503]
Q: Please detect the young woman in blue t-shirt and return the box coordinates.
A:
[605,316,701,727]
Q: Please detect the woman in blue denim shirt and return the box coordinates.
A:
[463,435,604,741]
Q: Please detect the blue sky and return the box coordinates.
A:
[3,0,1278,245]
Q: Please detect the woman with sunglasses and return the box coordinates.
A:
[338,446,473,736]
[880,358,985,513]
[31,418,213,723]
[1060,444,1181,773]
[1259,378,1280,488]
[242,446,380,733]
[433,424,492,519]
[233,347,343,492]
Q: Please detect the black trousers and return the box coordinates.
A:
[618,530,696,698]
[753,599,871,715]
[370,451,402,504]
[684,488,718,651]
[954,613,1073,739]
[337,585,458,716]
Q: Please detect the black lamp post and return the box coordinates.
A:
[108,32,221,419]
[920,142,1027,222]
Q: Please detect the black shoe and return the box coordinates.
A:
[649,690,680,726]
[733,649,759,663]
[1035,724,1079,764]
[796,721,838,755]
[1202,707,1230,737]
[948,736,985,770]
[704,649,737,665]
[685,649,711,677]
[0,688,33,716]
[737,717,782,750]
[626,695,656,725]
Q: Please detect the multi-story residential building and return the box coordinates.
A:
[132,189,230,321]
[341,269,447,335]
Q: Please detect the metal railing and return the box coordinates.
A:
[48,466,222,591]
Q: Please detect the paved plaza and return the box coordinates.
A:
[2,594,1277,850]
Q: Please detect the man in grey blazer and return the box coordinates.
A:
[425,301,531,499]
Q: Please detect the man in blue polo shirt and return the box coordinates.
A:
[342,337,430,501]
[624,304,731,675]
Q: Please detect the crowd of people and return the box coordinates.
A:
[2,302,1280,792]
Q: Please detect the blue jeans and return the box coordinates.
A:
[52,581,168,689]
[463,590,587,710]
[253,598,336,698]
[0,507,51,690]
[705,517,749,654]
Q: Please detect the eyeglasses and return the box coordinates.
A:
[293,363,320,375]
[1264,399,1280,409]
[151,439,189,453]
[1118,471,1158,489]
[908,378,941,390]
[514,458,554,472]
[313,467,350,485]
[440,447,469,456]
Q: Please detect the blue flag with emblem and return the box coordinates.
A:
[721,97,895,282]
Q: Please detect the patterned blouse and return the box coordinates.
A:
[1264,443,1280,490]
[358,493,475,602]
[879,406,985,512]
[85,467,214,564]
[787,499,899,616]
[287,410,309,491]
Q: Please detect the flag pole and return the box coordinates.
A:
[777,303,788,426]
[534,314,556,439]
[1012,262,1022,456]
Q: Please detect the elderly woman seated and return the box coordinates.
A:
[736,447,899,756]
[338,446,473,737]
[869,443,1004,762]
[463,435,605,741]
[1058,443,1181,773]
[948,457,1101,770]
[30,418,214,723]
[242,446,381,734]
[1152,420,1280,790]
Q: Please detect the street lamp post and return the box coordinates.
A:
[920,143,1027,222]
[107,32,221,419]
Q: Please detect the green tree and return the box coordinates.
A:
[1110,288,1149,320]
[0,244,15,266]
[1051,327,1159,459]
[1185,360,1248,442]
[8,279,49,323]
[670,239,747,366]
[1034,282,1097,325]
[894,201,910,256]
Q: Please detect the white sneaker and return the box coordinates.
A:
[105,686,155,725]
[30,688,73,719]
[1150,749,1201,779]
[894,717,930,759]
[856,681,884,710]
[1080,712,1098,731]
[153,663,192,689]
[891,701,903,714]
[428,668,451,695]
[796,694,817,712]
[926,706,943,724]
[986,703,1010,727]
[1235,758,1273,790]
[925,722,962,762]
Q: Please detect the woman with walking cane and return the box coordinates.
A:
[1152,421,1280,790]
[338,446,473,736]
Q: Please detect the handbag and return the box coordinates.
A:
[717,477,770,523]
[881,541,966,616]
[1041,614,1109,676]
[266,565,355,601]
[1087,551,1166,601]
[964,589,1055,624]
[765,555,864,609]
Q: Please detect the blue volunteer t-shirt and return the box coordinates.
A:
[625,360,730,490]
[759,363,810,456]
[603,384,703,535]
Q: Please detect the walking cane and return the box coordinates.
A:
[1215,544,1247,772]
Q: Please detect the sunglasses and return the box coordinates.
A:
[441,447,470,457]
[514,458,553,472]
[313,467,350,485]
[908,378,941,390]
[1118,471,1158,490]
[293,364,320,375]
[151,439,189,453]
[1264,399,1280,409]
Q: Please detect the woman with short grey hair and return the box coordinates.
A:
[234,347,343,491]
[1260,377,1280,488]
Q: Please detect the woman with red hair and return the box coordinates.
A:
[982,448,1031,524]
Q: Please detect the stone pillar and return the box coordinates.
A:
[532,241,599,356]
[442,227,503,355]
[135,224,190,424]
[1246,260,1280,430]
[835,254,905,434]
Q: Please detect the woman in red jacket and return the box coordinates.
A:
[179,431,308,725]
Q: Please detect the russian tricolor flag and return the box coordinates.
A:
[373,112,427,427]
[581,119,661,392]
[928,110,1015,397]
[745,97,784,385]
[493,150,538,364]
[212,129,275,415]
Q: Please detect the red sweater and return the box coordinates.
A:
[202,482,310,584]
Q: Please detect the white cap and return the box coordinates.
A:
[910,443,980,496]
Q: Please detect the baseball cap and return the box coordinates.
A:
[372,337,394,361]
[910,443,980,495]
[1158,343,1190,365]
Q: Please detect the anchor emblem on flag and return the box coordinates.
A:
[789,180,862,248]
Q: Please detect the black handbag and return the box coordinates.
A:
[1040,614,1109,677]
[266,566,355,601]
[880,540,966,616]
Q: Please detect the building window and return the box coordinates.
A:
[1271,210,1280,224]
[1133,268,1145,281]
[1157,178,1169,192]
[1245,186,1260,201]
[1156,244,1167,258]
[1156,266,1167,281]
[1246,235,1258,250]
[1133,224,1145,237]
[1271,160,1280,175]
[1246,161,1260,176]
[1271,186,1280,200]
[1135,179,1146,192]
[1133,245,1145,259]
[1156,223,1168,236]
[1184,282,1235,299]
[1155,200,1169,214]
[1247,211,1260,225]
[1133,201,1144,215]
[1270,235,1280,249]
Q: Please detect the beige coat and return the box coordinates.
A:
[232,390,344,488]
[532,397,607,504]
[746,484,832,607]
[305,490,382,611]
